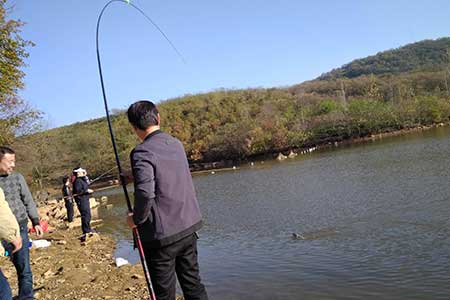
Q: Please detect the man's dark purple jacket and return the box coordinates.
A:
[130,130,203,248]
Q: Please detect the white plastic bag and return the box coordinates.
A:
[115,257,129,267]
[32,239,51,248]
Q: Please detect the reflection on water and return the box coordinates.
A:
[97,127,450,300]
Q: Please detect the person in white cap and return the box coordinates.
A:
[72,167,93,239]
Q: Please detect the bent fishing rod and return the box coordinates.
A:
[96,1,185,299]
[88,165,118,185]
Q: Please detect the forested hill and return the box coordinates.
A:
[318,38,450,80]
[14,37,450,189]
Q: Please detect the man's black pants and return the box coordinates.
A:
[65,199,74,222]
[75,198,92,234]
[143,233,208,300]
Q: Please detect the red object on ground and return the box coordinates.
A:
[29,220,49,233]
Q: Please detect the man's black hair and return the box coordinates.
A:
[62,176,69,183]
[127,100,159,130]
[0,146,15,161]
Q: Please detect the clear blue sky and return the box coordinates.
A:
[6,0,450,128]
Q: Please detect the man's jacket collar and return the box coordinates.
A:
[144,129,162,142]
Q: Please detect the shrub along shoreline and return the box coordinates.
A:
[14,90,450,189]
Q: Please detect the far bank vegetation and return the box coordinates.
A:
[11,38,450,189]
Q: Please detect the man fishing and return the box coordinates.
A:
[125,100,209,300]
[72,167,94,239]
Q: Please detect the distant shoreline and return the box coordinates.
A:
[79,121,449,193]
[186,121,450,173]
[40,120,449,200]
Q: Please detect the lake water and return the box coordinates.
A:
[96,126,450,300]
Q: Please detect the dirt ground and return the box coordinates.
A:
[0,199,182,300]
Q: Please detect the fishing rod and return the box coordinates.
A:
[59,166,116,200]
[61,190,94,200]
[96,1,185,299]
[88,165,118,185]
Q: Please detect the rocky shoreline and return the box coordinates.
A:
[0,199,180,300]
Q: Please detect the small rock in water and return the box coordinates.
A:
[292,228,338,240]
[288,150,298,158]
[277,153,287,161]
[89,198,99,209]
[292,233,305,240]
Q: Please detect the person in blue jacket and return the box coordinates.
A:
[72,168,93,238]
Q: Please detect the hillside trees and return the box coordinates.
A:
[0,1,41,144]
[12,37,450,188]
[319,38,450,80]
